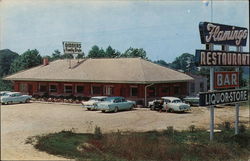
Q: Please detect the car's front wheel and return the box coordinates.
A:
[150,105,154,110]
[101,110,105,113]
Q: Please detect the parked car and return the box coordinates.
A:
[81,96,107,110]
[97,96,136,113]
[183,95,199,106]
[0,92,32,105]
[149,97,191,112]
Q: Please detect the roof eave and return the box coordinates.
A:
[3,77,194,84]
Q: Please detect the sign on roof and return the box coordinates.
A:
[199,89,248,106]
[214,71,239,89]
[63,41,82,54]
[199,22,248,46]
[195,50,250,66]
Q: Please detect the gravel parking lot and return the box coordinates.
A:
[1,102,249,160]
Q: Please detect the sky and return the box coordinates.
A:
[0,0,249,63]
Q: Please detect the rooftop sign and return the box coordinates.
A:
[199,22,248,46]
[63,41,82,54]
[195,50,250,66]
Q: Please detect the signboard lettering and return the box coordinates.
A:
[199,22,248,46]
[199,89,248,106]
[63,41,82,54]
[195,50,250,66]
[214,72,239,89]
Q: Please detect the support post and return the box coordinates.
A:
[235,46,242,135]
[208,44,214,141]
[144,83,154,107]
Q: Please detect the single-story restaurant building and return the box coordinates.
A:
[4,58,193,104]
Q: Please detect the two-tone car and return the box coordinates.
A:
[0,92,32,105]
[97,96,136,113]
[81,96,107,110]
[149,96,191,112]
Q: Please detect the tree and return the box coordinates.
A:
[154,60,169,67]
[10,49,42,74]
[51,50,62,61]
[170,53,197,73]
[120,47,148,59]
[0,49,19,77]
[88,45,105,58]
[105,46,120,58]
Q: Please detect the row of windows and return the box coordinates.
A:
[37,84,139,96]
[20,83,181,96]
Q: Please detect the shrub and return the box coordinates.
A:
[94,126,102,139]
[239,124,246,133]
[223,121,231,131]
[189,125,196,132]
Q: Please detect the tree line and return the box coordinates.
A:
[0,45,248,91]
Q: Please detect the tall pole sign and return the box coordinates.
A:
[196,22,249,141]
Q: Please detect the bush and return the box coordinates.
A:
[223,121,231,131]
[189,125,196,132]
[94,126,102,140]
[239,124,246,133]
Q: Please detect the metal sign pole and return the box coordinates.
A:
[208,44,214,141]
[235,46,242,135]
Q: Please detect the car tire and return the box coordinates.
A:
[87,108,91,111]
[101,110,105,113]
[25,99,30,103]
[150,105,154,110]
[114,107,118,113]
[129,105,134,110]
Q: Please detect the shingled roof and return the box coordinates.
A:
[4,58,193,83]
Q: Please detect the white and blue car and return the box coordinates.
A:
[149,97,191,112]
[81,96,107,110]
[97,97,136,113]
[0,92,32,105]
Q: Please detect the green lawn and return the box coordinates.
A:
[26,125,250,161]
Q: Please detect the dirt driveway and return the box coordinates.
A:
[1,102,249,160]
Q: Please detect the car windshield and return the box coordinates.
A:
[1,93,10,96]
[172,99,182,103]
[90,98,106,101]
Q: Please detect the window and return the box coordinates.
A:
[64,85,73,93]
[164,99,171,103]
[49,84,57,93]
[174,86,180,95]
[92,86,102,95]
[104,86,114,96]
[39,84,47,92]
[191,83,195,93]
[161,87,169,93]
[148,87,156,97]
[130,87,138,97]
[200,82,204,92]
[20,83,27,92]
[76,85,84,93]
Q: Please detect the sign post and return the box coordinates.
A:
[196,22,249,141]
[208,44,215,141]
